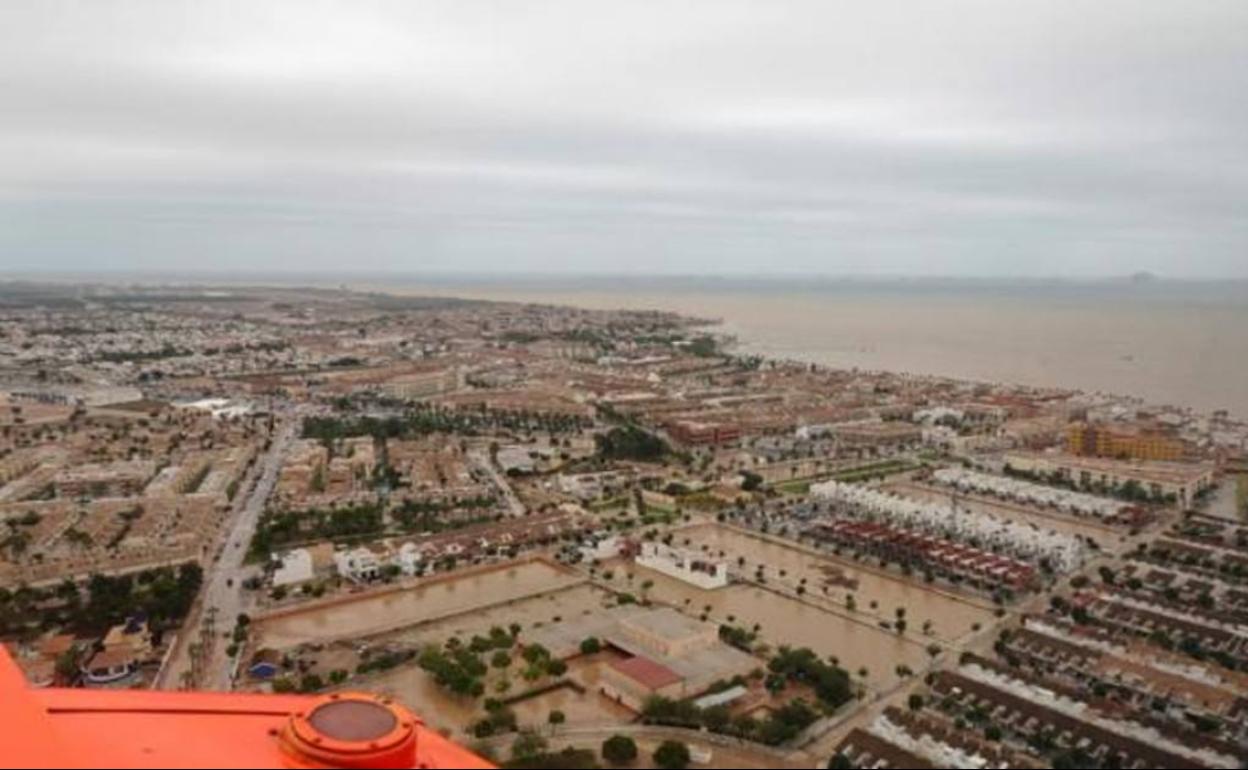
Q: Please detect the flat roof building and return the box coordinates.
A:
[668,419,741,446]
[1006,451,1215,507]
[1066,421,1189,462]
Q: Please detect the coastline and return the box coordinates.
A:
[354,278,1248,421]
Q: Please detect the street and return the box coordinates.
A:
[469,447,527,517]
[156,415,300,691]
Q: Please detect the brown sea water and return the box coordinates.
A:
[365,276,1248,419]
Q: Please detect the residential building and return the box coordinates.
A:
[1006,452,1215,507]
[601,655,685,710]
[635,542,729,590]
[82,647,138,685]
[667,419,741,446]
[333,546,385,583]
[1067,421,1189,462]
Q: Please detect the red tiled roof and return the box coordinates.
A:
[37,634,76,659]
[87,647,135,671]
[609,655,682,690]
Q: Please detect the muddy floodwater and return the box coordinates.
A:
[383,279,1248,419]
[382,583,613,648]
[629,564,928,691]
[663,524,996,642]
[368,654,636,739]
[255,560,583,648]
[507,659,635,728]
[362,664,482,737]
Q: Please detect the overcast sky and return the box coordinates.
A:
[1,1,1246,278]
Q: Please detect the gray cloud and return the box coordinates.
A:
[1,0,1246,276]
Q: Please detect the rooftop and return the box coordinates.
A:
[618,605,712,645]
[609,654,683,690]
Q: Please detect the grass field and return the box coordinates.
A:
[829,459,917,483]
[775,480,811,495]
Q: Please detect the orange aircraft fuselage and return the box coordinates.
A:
[0,646,493,769]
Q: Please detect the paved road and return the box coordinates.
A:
[158,416,300,691]
[470,448,527,517]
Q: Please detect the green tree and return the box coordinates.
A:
[54,647,80,684]
[546,658,568,677]
[827,753,854,770]
[511,731,547,762]
[602,735,638,766]
[595,426,669,462]
[653,741,691,770]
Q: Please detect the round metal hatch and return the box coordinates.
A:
[281,692,418,769]
[308,700,397,743]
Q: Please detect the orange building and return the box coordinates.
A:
[1065,422,1187,462]
[667,419,741,446]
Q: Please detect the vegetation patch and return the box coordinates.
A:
[595,425,671,462]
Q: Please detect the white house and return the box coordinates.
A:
[82,648,137,685]
[636,542,729,590]
[334,546,383,583]
[580,535,623,562]
[395,542,424,576]
[812,480,1087,572]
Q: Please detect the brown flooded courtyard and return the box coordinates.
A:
[622,564,929,691]
[253,559,585,648]
[246,525,991,740]
[654,523,997,641]
[345,625,636,739]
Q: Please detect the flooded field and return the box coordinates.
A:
[254,559,584,648]
[255,583,627,740]
[628,564,928,691]
[661,523,995,642]
[506,659,635,728]
[361,663,482,736]
[364,647,633,739]
[883,481,1121,548]
[381,583,613,648]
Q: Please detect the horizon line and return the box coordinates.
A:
[4,268,1248,284]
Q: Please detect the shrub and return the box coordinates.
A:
[602,735,638,765]
[653,741,691,770]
